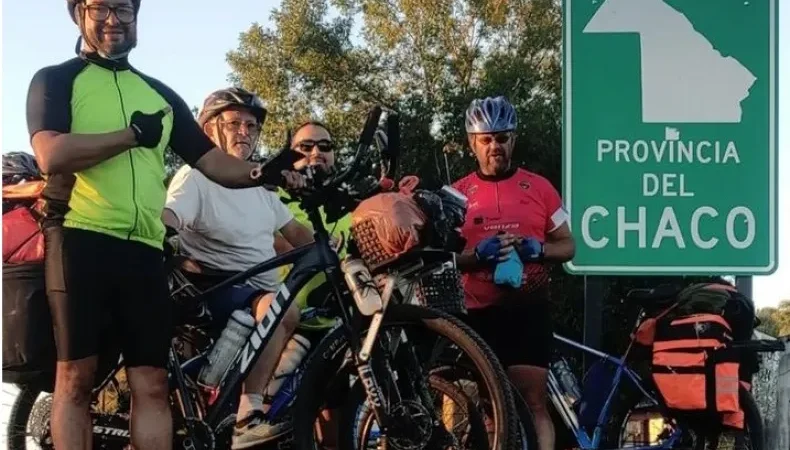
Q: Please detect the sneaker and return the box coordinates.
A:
[231,411,292,449]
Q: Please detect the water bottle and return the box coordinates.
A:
[494,249,523,288]
[197,309,256,388]
[341,257,383,316]
[261,333,311,413]
[551,358,582,407]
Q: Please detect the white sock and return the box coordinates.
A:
[237,393,264,423]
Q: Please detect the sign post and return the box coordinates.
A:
[563,0,778,276]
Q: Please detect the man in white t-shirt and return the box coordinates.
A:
[163,87,314,449]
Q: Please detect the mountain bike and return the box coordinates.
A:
[7,106,521,450]
[337,252,538,450]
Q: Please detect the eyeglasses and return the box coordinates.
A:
[218,119,261,135]
[84,3,136,24]
[476,133,512,146]
[293,139,334,153]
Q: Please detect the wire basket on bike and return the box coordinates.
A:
[351,218,467,316]
[413,266,466,315]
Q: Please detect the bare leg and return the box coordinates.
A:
[50,357,98,450]
[126,366,172,450]
[508,365,554,450]
[243,293,301,395]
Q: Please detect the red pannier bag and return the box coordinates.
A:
[3,181,46,264]
[651,313,743,428]
[2,179,56,389]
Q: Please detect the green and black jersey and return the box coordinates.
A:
[26,51,213,250]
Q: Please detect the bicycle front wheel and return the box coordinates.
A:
[291,303,520,450]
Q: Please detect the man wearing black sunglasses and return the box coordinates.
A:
[270,120,351,448]
[25,2,306,450]
[289,121,336,172]
[453,96,576,450]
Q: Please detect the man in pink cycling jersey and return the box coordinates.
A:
[453,96,576,450]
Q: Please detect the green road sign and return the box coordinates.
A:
[562,0,778,275]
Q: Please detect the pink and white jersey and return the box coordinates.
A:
[453,168,569,309]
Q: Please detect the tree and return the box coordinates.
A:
[758,300,790,337]
[757,307,779,336]
[226,0,562,171]
[775,300,790,336]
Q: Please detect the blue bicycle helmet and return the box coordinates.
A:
[464,96,518,134]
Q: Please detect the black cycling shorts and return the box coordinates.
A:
[462,286,553,369]
[44,226,172,368]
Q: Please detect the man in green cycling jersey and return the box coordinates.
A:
[26,2,305,449]
[273,121,351,449]
[275,120,352,313]
[163,87,315,449]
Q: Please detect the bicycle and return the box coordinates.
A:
[7,106,521,450]
[338,253,540,450]
[536,285,784,450]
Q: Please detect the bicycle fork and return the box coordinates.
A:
[354,309,454,449]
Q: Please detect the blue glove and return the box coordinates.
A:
[517,237,545,262]
[474,236,501,263]
[494,249,523,288]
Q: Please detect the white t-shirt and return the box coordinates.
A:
[165,165,294,292]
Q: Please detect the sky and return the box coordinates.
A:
[0,0,787,309]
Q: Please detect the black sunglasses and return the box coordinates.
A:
[293,139,333,153]
[476,133,512,145]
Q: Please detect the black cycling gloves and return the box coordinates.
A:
[130,106,172,148]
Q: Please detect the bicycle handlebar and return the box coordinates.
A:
[317,105,383,189]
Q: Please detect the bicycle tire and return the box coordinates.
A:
[601,385,764,450]
[512,385,539,450]
[7,385,44,450]
[341,373,490,449]
[291,303,520,450]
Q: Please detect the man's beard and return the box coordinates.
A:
[82,28,137,60]
[102,38,136,59]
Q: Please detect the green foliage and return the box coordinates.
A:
[757,300,790,337]
[226,0,562,165]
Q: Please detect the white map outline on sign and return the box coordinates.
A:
[583,0,757,123]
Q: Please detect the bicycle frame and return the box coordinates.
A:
[549,334,684,450]
[168,207,359,430]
